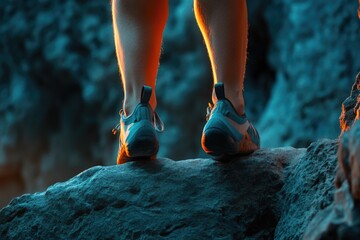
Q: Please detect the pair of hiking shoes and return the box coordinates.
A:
[113,83,260,164]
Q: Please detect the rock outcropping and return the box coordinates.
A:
[302,74,360,240]
[304,182,360,240]
[339,73,360,133]
[0,139,339,239]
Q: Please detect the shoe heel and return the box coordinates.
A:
[201,128,239,160]
[126,121,159,158]
[127,136,159,158]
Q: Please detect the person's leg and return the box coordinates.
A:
[194,0,248,115]
[195,0,259,159]
[112,0,168,163]
[112,0,168,115]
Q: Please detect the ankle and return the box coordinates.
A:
[123,98,137,116]
[123,94,157,116]
[231,99,245,116]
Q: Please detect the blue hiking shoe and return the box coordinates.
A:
[112,86,164,164]
[201,83,260,160]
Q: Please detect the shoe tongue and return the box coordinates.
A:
[214,82,225,100]
[140,85,152,104]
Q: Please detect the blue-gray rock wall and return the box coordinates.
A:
[260,0,360,147]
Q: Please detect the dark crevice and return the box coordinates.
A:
[159,222,187,237]
[245,207,278,237]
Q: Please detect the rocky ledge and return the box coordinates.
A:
[0,139,338,239]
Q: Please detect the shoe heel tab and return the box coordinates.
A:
[140,85,152,104]
[214,83,225,100]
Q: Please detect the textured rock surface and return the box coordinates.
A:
[304,182,360,240]
[339,73,360,133]
[335,74,360,200]
[0,148,304,239]
[336,121,360,199]
[336,73,360,200]
[0,139,341,239]
[275,139,338,239]
[0,139,343,240]
[304,75,360,240]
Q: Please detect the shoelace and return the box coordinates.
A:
[153,111,165,132]
[112,110,165,135]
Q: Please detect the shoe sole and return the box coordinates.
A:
[202,128,259,161]
[117,124,159,164]
[117,139,158,164]
[202,128,239,161]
